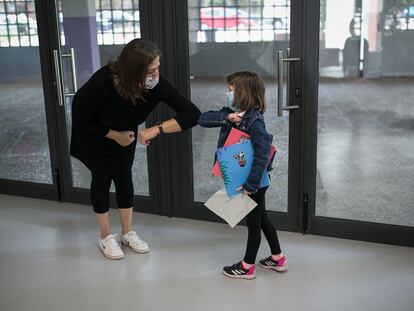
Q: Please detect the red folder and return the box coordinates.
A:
[212,128,277,177]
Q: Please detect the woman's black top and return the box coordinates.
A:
[70,65,200,175]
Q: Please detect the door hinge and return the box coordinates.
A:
[53,168,63,202]
[302,194,309,234]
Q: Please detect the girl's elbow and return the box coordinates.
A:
[197,114,211,127]
[198,121,214,128]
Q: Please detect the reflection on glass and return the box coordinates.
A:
[194,1,290,42]
[0,0,52,183]
[0,0,39,47]
[56,0,147,195]
[189,0,291,212]
[95,0,141,45]
[317,0,414,226]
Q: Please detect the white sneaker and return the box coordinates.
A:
[99,234,125,260]
[122,231,149,253]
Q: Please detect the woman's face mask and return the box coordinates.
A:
[145,76,159,89]
[146,56,160,89]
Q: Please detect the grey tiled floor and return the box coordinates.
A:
[0,194,413,311]
[0,77,413,226]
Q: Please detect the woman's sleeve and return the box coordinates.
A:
[71,76,110,138]
[157,77,201,130]
[198,107,231,128]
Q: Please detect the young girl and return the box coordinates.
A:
[198,71,287,279]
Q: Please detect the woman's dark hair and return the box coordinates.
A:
[109,39,160,104]
[226,71,266,113]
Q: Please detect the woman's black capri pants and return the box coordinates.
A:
[90,170,134,214]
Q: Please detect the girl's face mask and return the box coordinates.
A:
[145,76,159,89]
[226,91,240,112]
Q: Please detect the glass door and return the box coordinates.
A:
[184,0,305,230]
[51,0,154,211]
[0,0,59,199]
[306,0,414,246]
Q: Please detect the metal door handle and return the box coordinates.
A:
[61,48,78,97]
[277,50,300,116]
[53,49,64,107]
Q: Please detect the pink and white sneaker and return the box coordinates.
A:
[222,261,256,280]
[259,255,288,272]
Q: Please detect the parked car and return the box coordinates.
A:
[200,7,255,29]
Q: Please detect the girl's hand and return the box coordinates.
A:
[138,126,160,146]
[228,113,241,123]
[107,130,135,147]
[236,186,252,195]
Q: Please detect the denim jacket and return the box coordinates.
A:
[198,106,274,193]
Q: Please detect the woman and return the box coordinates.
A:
[70,39,200,260]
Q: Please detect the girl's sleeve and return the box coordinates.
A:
[71,75,110,138]
[242,118,272,193]
[157,77,201,130]
[198,107,232,128]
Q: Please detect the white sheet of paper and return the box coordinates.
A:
[204,189,257,228]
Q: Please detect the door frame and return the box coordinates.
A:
[148,0,307,232]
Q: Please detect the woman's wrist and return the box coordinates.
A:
[105,129,118,140]
[156,122,164,135]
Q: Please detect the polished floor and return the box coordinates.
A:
[0,194,413,311]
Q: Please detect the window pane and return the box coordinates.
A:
[0,4,38,48]
[316,0,414,226]
[6,2,16,13]
[0,0,53,184]
[95,1,140,45]
[8,24,18,35]
[16,2,26,13]
[197,1,290,42]
[123,0,133,9]
[27,3,35,12]
[0,35,10,46]
[112,0,122,9]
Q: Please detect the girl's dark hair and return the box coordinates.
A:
[226,71,266,113]
[108,39,160,104]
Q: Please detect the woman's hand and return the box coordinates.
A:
[106,129,135,147]
[138,126,159,146]
[228,113,242,123]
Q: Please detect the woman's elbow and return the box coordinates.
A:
[193,108,201,123]
[186,105,200,126]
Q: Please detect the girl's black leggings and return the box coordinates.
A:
[90,170,134,214]
[243,186,282,264]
